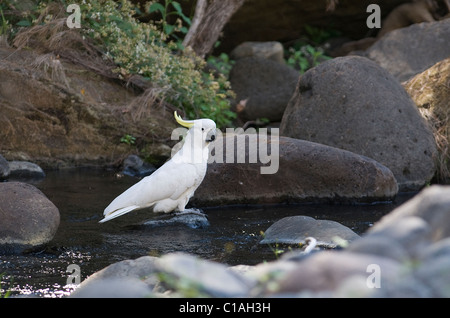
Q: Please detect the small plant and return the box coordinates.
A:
[120,134,136,146]
[0,0,38,36]
[207,52,235,77]
[157,272,208,297]
[0,9,8,36]
[303,24,340,45]
[286,44,331,74]
[285,24,337,74]
[0,273,12,298]
[148,0,191,47]
[260,231,286,259]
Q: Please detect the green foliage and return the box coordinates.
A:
[0,9,8,36]
[0,273,12,298]
[0,0,38,37]
[147,0,191,47]
[303,24,340,45]
[157,272,209,297]
[6,0,235,128]
[76,0,235,128]
[120,134,136,146]
[286,44,331,74]
[285,24,336,74]
[207,52,235,77]
[260,231,286,259]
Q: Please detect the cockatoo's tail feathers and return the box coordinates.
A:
[174,111,195,128]
[99,205,140,223]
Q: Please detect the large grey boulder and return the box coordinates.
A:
[367,19,450,82]
[275,251,401,294]
[0,182,60,253]
[194,134,398,205]
[368,185,450,243]
[280,56,437,191]
[73,253,253,298]
[230,41,285,63]
[71,278,153,298]
[229,57,299,121]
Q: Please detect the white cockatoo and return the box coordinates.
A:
[99,111,216,223]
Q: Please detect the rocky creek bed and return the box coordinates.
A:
[0,13,449,298]
[0,168,413,298]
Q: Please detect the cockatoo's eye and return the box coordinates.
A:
[202,128,205,131]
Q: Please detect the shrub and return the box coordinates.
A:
[78,0,235,128]
[9,0,236,128]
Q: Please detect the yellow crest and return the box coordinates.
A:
[174,111,195,128]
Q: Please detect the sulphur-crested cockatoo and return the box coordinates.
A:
[99,111,216,223]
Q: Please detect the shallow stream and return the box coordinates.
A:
[0,168,414,297]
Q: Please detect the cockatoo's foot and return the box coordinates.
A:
[174,208,206,217]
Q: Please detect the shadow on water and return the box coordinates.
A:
[0,168,415,297]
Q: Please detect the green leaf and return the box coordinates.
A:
[171,1,183,14]
[171,1,191,25]
[164,23,175,35]
[16,20,32,27]
[305,45,316,55]
[149,3,165,14]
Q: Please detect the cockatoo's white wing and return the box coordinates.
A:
[100,159,204,223]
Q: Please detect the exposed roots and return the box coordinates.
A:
[32,52,70,88]
[124,85,179,123]
[13,17,118,81]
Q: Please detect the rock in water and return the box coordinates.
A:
[8,161,45,180]
[142,211,210,229]
[195,135,398,206]
[260,215,360,248]
[0,182,60,253]
[280,56,437,191]
[0,154,10,180]
[122,155,156,177]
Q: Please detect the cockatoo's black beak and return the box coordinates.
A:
[206,134,216,143]
[206,131,216,142]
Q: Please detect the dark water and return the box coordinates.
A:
[0,168,414,297]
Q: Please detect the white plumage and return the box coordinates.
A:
[99,112,216,223]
